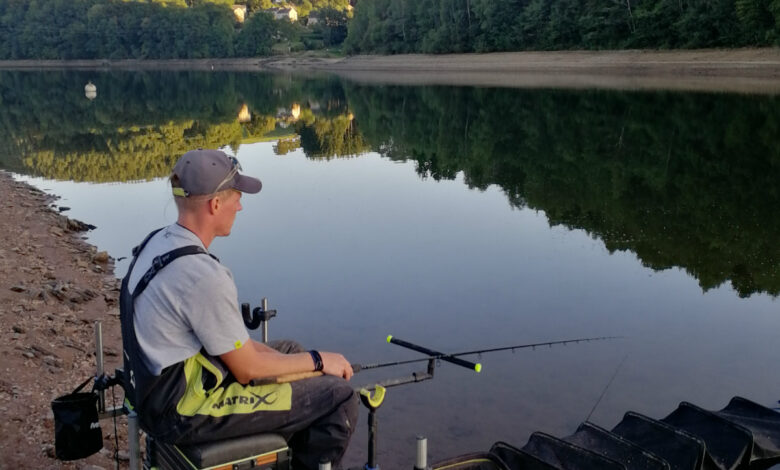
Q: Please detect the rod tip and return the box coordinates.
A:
[475,363,482,373]
[386,335,393,343]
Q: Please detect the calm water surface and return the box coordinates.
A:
[2,71,779,467]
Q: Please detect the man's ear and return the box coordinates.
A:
[208,196,220,214]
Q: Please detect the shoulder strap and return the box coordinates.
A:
[124,228,165,287]
[132,228,164,258]
[131,245,217,298]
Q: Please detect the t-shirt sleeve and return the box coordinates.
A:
[181,267,250,357]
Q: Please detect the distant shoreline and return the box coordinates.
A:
[2,48,779,93]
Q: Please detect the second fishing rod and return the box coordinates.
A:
[350,334,622,374]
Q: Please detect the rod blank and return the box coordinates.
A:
[352,335,621,373]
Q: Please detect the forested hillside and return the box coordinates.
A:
[345,0,780,53]
[1,0,778,59]
[0,0,350,59]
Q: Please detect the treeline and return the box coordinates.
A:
[0,0,349,59]
[344,83,780,297]
[345,0,780,54]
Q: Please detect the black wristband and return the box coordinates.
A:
[309,350,323,372]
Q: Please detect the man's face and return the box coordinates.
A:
[215,189,243,237]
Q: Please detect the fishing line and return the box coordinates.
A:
[585,353,628,422]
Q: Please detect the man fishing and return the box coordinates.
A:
[119,148,359,469]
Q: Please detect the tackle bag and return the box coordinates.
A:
[51,376,103,460]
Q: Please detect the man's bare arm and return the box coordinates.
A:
[221,340,354,384]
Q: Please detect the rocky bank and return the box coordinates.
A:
[0,171,128,469]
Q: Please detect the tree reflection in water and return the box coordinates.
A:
[0,71,777,297]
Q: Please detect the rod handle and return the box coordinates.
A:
[387,336,481,372]
[249,371,323,386]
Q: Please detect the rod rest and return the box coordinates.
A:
[241,302,277,330]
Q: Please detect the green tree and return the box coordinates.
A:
[736,0,778,43]
[234,11,276,56]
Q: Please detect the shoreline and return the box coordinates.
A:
[1,48,779,93]
[0,171,126,469]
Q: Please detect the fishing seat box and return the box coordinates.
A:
[146,432,291,470]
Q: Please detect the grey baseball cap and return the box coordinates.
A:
[172,149,261,197]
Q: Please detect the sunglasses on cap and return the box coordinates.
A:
[210,155,242,195]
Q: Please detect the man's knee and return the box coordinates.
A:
[336,384,359,430]
[311,376,359,434]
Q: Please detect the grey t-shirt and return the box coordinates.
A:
[127,224,250,375]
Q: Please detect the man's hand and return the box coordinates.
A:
[320,352,354,380]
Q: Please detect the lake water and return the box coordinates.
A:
[2,70,779,467]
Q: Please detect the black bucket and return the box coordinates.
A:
[51,377,103,460]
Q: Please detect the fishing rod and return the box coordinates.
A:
[351,335,622,373]
[243,308,623,470]
[251,335,623,386]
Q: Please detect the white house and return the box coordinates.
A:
[231,5,248,23]
[271,7,297,22]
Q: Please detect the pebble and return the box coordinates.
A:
[43,355,62,367]
[10,285,26,293]
[42,443,56,458]
[12,325,25,334]
[93,251,110,264]
[31,344,56,357]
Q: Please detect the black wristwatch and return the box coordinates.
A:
[309,350,323,372]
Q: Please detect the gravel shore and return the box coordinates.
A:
[2,48,779,93]
[0,171,126,469]
[325,49,780,93]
